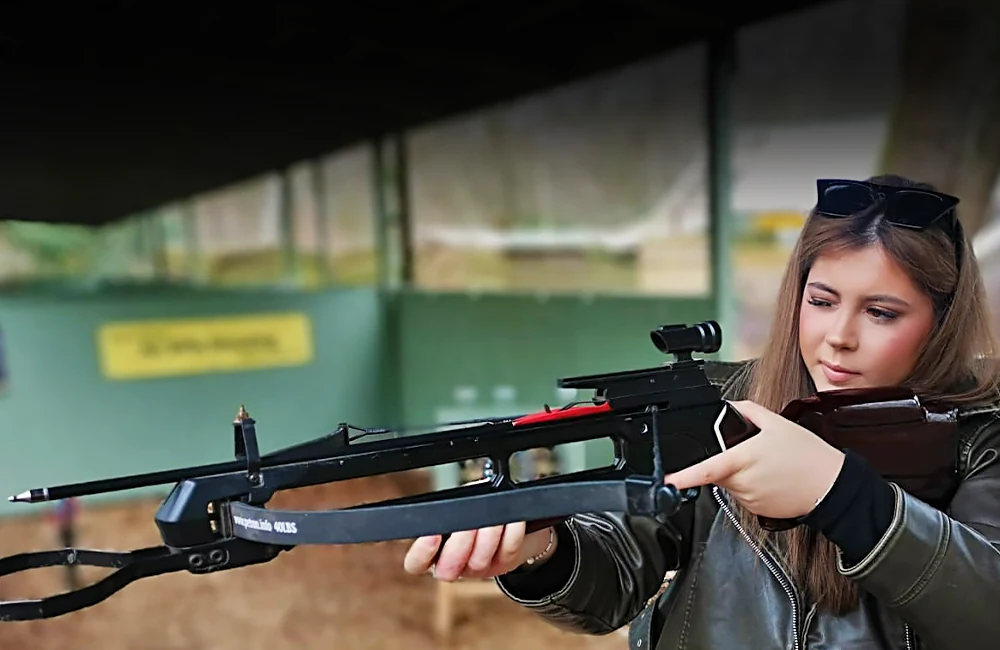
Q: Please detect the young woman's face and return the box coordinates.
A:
[798,245,936,392]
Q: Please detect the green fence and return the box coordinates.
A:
[390,290,715,468]
[0,286,387,516]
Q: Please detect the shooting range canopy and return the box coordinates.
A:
[1,1,832,227]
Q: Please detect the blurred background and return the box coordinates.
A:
[1,0,999,648]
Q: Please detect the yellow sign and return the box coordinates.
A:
[97,312,314,380]
[752,210,807,233]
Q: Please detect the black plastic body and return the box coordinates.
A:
[153,353,731,547]
[0,320,752,622]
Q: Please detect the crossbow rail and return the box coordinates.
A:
[0,320,762,621]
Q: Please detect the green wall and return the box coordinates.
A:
[390,290,716,468]
[0,286,387,517]
[0,286,716,518]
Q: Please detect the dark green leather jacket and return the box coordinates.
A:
[495,360,1000,650]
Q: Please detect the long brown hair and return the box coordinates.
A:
[742,174,1000,614]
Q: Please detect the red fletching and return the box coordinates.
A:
[511,402,611,426]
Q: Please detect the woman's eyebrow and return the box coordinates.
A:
[806,281,911,308]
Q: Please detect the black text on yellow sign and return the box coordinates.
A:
[96,312,315,380]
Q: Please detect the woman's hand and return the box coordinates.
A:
[663,400,846,519]
[402,524,555,582]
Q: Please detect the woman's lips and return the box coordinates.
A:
[821,361,860,384]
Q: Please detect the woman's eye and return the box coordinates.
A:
[868,307,899,321]
[807,297,832,307]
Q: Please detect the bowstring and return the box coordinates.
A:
[341,399,604,443]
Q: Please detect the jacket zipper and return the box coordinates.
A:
[713,487,802,650]
[713,486,920,650]
[706,402,974,650]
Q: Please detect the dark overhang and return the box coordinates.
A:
[1,1,830,226]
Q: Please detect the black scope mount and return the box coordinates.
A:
[558,320,722,410]
[650,320,722,360]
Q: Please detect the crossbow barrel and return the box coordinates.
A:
[7,413,389,505]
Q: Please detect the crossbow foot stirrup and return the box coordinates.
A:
[0,540,287,621]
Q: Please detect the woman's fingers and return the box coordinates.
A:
[402,534,444,575]
[465,525,505,574]
[493,521,527,571]
[402,522,534,581]
[432,529,478,581]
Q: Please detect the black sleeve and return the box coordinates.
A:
[801,449,897,564]
[496,522,576,599]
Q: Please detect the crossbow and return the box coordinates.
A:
[0,320,962,621]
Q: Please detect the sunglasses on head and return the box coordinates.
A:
[814,178,961,239]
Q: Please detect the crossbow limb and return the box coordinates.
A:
[0,320,961,621]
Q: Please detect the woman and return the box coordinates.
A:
[403,175,1000,649]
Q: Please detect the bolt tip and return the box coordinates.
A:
[8,491,30,503]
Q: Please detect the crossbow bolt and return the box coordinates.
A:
[234,405,250,422]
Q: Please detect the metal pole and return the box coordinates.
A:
[707,33,737,360]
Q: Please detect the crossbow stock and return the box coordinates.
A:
[0,320,962,621]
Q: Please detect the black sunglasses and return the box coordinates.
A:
[815,179,961,239]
